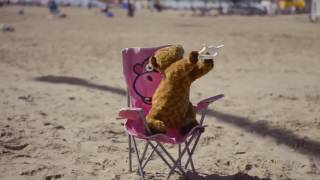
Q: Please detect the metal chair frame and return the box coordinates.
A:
[125,94,220,180]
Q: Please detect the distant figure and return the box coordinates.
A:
[153,0,163,12]
[191,6,197,16]
[127,0,135,17]
[100,3,113,18]
[87,0,92,9]
[48,0,59,14]
[1,24,15,32]
[106,12,114,17]
[87,2,92,9]
[47,0,66,18]
[17,9,24,15]
[147,0,153,11]
[101,3,109,13]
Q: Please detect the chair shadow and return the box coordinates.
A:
[181,172,270,180]
[206,110,320,158]
[33,75,126,96]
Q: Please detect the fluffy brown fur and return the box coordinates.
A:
[146,45,214,135]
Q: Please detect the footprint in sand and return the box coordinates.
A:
[44,174,63,180]
[200,132,222,146]
[0,124,25,144]
[4,143,29,151]
[18,95,34,103]
[102,159,116,169]
[20,165,47,176]
[97,145,119,153]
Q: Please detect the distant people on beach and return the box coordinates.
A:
[47,0,66,18]
[1,24,15,32]
[17,9,24,15]
[147,0,163,12]
[100,3,109,13]
[100,3,114,18]
[153,0,163,12]
[127,0,135,17]
[147,0,153,11]
[48,0,59,14]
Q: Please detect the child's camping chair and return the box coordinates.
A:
[118,46,224,179]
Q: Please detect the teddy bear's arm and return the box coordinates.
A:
[188,60,214,81]
[165,51,200,80]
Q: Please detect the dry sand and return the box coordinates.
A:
[1,6,320,180]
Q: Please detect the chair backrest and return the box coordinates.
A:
[121,46,168,115]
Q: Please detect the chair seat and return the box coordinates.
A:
[124,118,205,144]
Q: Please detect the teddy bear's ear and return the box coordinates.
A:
[149,56,159,70]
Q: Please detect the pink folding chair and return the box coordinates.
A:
[118,45,224,179]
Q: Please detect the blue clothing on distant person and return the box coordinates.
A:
[48,0,59,14]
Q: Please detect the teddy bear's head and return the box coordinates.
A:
[149,45,184,73]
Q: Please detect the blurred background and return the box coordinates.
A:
[0,0,316,16]
[0,0,320,180]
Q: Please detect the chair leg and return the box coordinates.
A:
[132,137,145,180]
[184,108,208,169]
[184,131,202,169]
[147,141,183,177]
[142,144,158,169]
[157,143,185,175]
[167,133,199,179]
[128,134,132,172]
[129,133,201,180]
[178,144,182,165]
[185,142,195,172]
[139,142,149,164]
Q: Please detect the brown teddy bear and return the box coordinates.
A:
[146,45,214,135]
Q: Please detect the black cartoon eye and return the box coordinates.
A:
[146,75,153,81]
[145,63,154,72]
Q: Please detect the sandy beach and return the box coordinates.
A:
[1,6,320,180]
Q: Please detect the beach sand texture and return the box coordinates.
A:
[1,6,320,180]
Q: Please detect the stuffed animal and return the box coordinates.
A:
[146,45,215,135]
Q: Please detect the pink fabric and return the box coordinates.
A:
[125,118,204,144]
[121,46,206,144]
[122,46,167,114]
[119,108,143,120]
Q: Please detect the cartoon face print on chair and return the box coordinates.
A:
[133,57,162,105]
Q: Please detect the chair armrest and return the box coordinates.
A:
[195,94,224,112]
[118,107,152,134]
[118,107,144,120]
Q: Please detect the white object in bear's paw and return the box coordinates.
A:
[198,44,224,61]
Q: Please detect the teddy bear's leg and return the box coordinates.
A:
[180,102,199,135]
[146,118,167,135]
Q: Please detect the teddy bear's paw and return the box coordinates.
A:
[147,120,167,135]
[189,51,199,64]
[203,59,214,67]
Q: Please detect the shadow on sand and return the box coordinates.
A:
[34,75,320,158]
[34,75,126,96]
[181,172,270,180]
[206,110,320,158]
